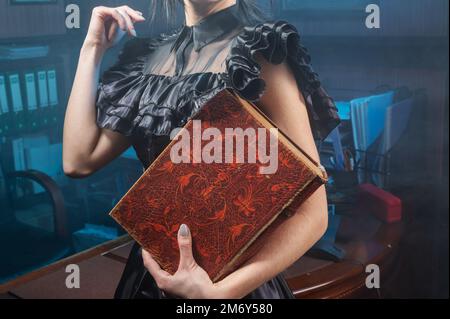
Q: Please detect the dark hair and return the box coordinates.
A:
[149,0,270,27]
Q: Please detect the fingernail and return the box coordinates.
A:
[130,29,137,37]
[179,224,190,237]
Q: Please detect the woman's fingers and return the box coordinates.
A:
[106,8,126,31]
[115,9,136,37]
[115,6,145,37]
[88,5,145,47]
[103,9,125,42]
[177,224,196,271]
[122,6,146,23]
[142,250,171,289]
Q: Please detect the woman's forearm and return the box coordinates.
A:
[215,187,328,299]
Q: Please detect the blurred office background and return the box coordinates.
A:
[0,0,448,297]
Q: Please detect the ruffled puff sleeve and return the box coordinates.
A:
[95,38,151,137]
[226,21,341,140]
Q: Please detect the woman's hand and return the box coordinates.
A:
[84,5,146,52]
[142,224,222,299]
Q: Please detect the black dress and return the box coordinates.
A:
[96,4,340,299]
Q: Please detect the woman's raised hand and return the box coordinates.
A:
[84,6,146,52]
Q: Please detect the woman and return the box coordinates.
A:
[63,0,340,299]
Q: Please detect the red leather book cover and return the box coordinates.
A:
[110,89,327,281]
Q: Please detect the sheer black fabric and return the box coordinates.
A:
[96,3,340,299]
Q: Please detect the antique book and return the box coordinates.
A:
[110,89,328,282]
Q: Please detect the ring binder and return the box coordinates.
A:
[8,73,25,133]
[0,74,10,135]
[25,72,39,130]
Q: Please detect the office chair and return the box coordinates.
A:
[0,167,72,284]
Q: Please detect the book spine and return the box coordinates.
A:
[282,175,326,217]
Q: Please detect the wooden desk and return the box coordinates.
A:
[0,236,132,299]
[284,214,403,299]
[0,214,402,299]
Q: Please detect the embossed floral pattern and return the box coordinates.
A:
[110,90,323,281]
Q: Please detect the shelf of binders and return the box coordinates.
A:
[0,57,64,137]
